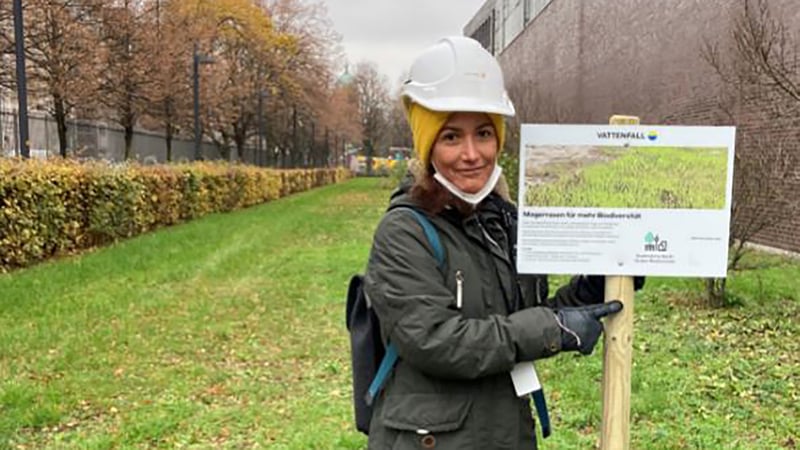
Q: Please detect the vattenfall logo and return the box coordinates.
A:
[644,232,668,252]
[597,130,659,141]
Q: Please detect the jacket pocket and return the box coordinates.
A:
[382,393,471,433]
[382,394,473,449]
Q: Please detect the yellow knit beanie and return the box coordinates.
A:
[406,102,506,168]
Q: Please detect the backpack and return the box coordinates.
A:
[345,207,444,435]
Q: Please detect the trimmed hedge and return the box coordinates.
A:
[0,159,350,271]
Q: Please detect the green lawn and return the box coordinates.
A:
[1,178,798,449]
[525,147,729,209]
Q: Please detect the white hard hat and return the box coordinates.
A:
[401,36,515,117]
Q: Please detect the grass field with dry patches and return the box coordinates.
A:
[1,177,797,449]
[525,146,729,209]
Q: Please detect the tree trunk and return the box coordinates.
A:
[219,134,231,161]
[268,133,274,167]
[324,128,330,167]
[122,94,135,159]
[291,107,298,168]
[234,133,245,162]
[53,94,68,158]
[124,124,134,160]
[705,278,727,308]
[364,138,373,176]
[233,121,246,162]
[166,121,172,162]
[333,134,339,167]
[164,98,174,162]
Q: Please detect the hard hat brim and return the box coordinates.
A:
[405,94,516,117]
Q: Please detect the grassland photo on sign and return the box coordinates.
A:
[523,145,728,209]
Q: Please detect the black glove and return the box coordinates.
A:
[555,301,623,355]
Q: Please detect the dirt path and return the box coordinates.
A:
[524,145,612,185]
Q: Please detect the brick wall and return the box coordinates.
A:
[499,0,800,253]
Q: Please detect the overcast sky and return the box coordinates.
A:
[320,0,487,90]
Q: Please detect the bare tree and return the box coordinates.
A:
[165,0,340,165]
[354,61,390,175]
[143,0,192,161]
[731,0,799,106]
[96,0,152,159]
[0,0,374,165]
[0,0,102,157]
[264,0,340,167]
[314,66,362,167]
[386,98,411,150]
[178,0,266,161]
[0,7,14,79]
[701,0,800,305]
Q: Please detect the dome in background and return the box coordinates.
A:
[336,64,354,87]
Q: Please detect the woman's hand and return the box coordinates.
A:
[553,301,623,355]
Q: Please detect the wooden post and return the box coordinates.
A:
[601,115,640,450]
[601,275,635,450]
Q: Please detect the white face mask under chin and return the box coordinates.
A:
[433,164,502,206]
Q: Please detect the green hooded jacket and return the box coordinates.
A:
[363,180,605,450]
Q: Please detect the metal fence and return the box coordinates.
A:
[0,110,342,168]
[0,111,222,162]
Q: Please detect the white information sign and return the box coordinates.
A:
[517,125,735,277]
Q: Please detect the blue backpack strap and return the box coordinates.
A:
[405,208,444,268]
[365,208,443,407]
[365,343,397,406]
[532,389,551,438]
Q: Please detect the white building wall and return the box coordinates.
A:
[499,0,525,51]
[465,0,554,55]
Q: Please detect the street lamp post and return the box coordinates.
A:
[193,43,214,161]
[13,0,30,158]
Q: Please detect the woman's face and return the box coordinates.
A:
[431,112,498,194]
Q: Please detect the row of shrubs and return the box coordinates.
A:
[0,159,350,271]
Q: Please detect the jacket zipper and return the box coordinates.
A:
[455,270,464,309]
[476,217,520,312]
[477,220,501,253]
[535,278,542,304]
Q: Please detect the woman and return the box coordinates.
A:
[363,36,624,449]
